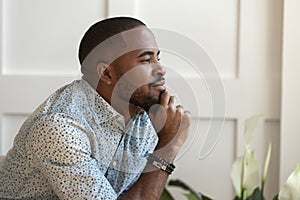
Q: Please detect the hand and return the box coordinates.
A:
[149,91,191,161]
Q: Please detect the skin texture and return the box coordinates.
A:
[86,26,191,199]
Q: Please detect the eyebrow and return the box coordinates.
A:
[137,50,160,58]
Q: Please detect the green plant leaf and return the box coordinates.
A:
[246,187,264,200]
[185,193,201,200]
[234,196,242,200]
[168,179,212,200]
[160,188,174,200]
[168,179,200,198]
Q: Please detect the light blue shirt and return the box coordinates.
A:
[0,79,158,199]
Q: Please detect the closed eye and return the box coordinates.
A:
[141,58,151,63]
[138,50,161,63]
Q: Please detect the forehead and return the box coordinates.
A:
[121,27,158,50]
[107,27,159,64]
[114,27,159,60]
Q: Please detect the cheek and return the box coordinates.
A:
[122,66,152,87]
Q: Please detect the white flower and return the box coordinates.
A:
[244,114,264,146]
[242,148,260,198]
[231,156,243,198]
[278,164,300,200]
[230,148,260,198]
[231,115,264,199]
[262,143,272,184]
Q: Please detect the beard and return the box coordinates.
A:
[129,86,161,112]
[114,69,165,112]
[115,78,163,112]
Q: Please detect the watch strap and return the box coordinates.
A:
[147,153,175,174]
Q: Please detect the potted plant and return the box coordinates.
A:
[161,115,300,200]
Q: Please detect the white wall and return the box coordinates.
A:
[280,0,300,187]
[0,0,294,199]
[0,0,107,151]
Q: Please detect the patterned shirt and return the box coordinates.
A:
[0,79,158,199]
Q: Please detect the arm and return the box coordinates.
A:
[121,91,191,199]
[27,114,118,200]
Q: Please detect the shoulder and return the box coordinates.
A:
[27,113,92,164]
[31,113,87,132]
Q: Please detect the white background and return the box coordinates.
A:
[0,0,299,199]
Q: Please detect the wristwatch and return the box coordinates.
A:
[147,153,176,174]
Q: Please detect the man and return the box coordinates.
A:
[0,17,190,199]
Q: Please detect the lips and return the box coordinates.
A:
[151,81,166,91]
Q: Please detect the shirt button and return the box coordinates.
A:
[112,161,117,166]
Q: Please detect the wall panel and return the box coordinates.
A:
[170,119,236,199]
[1,113,28,154]
[2,0,106,75]
[280,0,300,186]
[136,0,239,78]
[238,0,283,80]
[0,0,284,198]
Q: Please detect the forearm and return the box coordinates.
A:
[120,163,169,200]
[121,146,177,200]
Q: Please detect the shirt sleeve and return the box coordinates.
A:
[27,113,117,200]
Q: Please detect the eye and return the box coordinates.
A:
[141,58,151,63]
[139,55,160,63]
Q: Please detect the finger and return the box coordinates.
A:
[182,110,192,126]
[175,105,184,115]
[169,96,175,105]
[184,110,191,116]
[160,91,170,107]
[168,96,176,110]
[176,105,184,110]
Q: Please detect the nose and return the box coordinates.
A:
[152,63,166,77]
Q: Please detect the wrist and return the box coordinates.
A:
[146,153,176,175]
[154,144,180,161]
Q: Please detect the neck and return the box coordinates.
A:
[82,74,99,89]
[111,97,141,122]
[96,81,141,122]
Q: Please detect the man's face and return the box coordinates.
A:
[110,27,166,111]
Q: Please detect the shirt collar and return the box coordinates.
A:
[79,79,125,125]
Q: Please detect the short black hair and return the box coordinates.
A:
[78,17,146,65]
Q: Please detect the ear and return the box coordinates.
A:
[97,62,112,85]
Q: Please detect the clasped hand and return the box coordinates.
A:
[149,91,191,161]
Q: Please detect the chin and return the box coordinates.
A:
[129,89,162,111]
[130,97,160,112]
